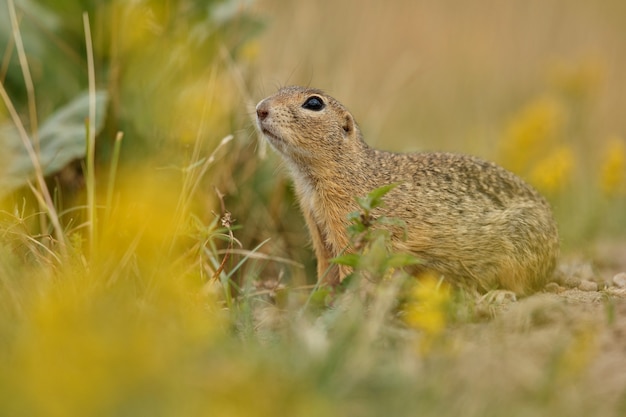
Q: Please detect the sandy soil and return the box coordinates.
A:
[488,240,626,410]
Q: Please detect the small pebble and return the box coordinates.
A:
[562,277,581,288]
[578,280,598,292]
[613,272,626,288]
[544,282,563,293]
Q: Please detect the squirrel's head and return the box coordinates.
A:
[255,86,363,161]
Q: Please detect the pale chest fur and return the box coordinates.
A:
[290,169,317,218]
[287,163,351,257]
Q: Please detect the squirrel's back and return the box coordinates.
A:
[368,150,558,294]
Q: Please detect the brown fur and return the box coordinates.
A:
[256,86,559,295]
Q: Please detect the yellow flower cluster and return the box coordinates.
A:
[599,136,626,196]
[500,95,566,174]
[529,146,575,195]
[499,95,574,194]
[8,271,224,417]
[107,2,238,147]
[403,273,451,352]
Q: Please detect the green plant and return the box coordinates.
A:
[331,183,421,287]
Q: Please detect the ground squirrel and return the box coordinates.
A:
[255,86,559,295]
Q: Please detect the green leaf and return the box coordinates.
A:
[347,223,367,235]
[385,253,423,269]
[330,254,361,267]
[368,183,399,205]
[307,287,332,309]
[338,272,357,290]
[347,211,361,222]
[0,90,108,195]
[356,183,399,211]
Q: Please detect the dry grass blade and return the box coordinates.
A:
[83,12,97,258]
[0,84,67,254]
[105,131,124,222]
[4,0,69,254]
[215,249,304,269]
[7,0,39,149]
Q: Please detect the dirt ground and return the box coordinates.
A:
[519,288,626,408]
[491,239,626,409]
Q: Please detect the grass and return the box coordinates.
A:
[1,0,626,416]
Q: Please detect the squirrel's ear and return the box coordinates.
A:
[342,112,355,136]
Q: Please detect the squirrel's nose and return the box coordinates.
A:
[256,101,269,121]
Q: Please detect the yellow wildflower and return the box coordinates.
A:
[599,136,626,196]
[240,40,261,62]
[110,2,169,56]
[11,271,224,417]
[404,273,451,352]
[554,327,598,382]
[172,77,236,144]
[529,145,574,194]
[500,95,567,174]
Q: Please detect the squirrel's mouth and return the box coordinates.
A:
[260,127,284,144]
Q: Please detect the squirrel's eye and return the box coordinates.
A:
[302,96,325,111]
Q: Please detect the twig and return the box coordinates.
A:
[211,186,235,281]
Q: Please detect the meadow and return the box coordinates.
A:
[0,0,625,416]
